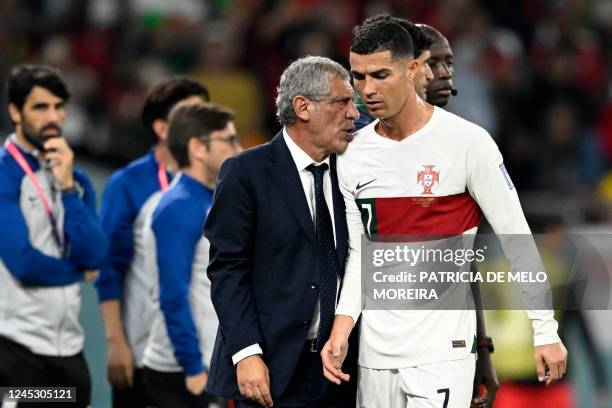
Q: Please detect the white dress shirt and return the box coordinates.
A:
[231,129,338,365]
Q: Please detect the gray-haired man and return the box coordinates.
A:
[204,56,359,407]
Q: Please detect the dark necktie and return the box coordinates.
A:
[307,163,338,348]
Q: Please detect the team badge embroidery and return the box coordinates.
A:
[417,165,439,195]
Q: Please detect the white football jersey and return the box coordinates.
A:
[336,106,560,369]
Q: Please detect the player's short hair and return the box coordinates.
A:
[395,18,434,59]
[8,64,71,110]
[417,24,448,46]
[167,101,234,168]
[141,77,209,140]
[276,55,350,126]
[351,14,414,60]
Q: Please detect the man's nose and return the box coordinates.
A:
[363,76,377,97]
[347,100,359,120]
[45,107,63,123]
[425,63,434,81]
[437,62,452,79]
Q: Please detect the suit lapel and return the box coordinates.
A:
[268,133,316,244]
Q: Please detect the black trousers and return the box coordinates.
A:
[235,341,354,408]
[0,335,91,408]
[143,366,226,408]
[112,367,151,407]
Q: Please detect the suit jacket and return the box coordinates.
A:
[204,132,351,400]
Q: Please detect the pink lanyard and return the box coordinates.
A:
[6,140,63,250]
[157,162,169,191]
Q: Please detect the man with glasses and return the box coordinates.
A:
[141,101,241,407]
[95,77,209,407]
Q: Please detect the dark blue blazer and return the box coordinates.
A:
[204,132,349,400]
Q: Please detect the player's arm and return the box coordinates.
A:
[322,158,362,384]
[94,173,138,388]
[0,192,86,286]
[466,131,567,385]
[63,170,109,270]
[153,201,207,394]
[471,280,499,407]
[100,299,134,389]
[95,173,137,302]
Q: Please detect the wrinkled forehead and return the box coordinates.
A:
[329,75,354,98]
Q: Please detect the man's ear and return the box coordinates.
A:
[153,119,168,142]
[187,136,207,163]
[293,95,312,122]
[8,104,22,125]
[406,58,420,79]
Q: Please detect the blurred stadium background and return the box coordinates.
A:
[1,0,611,406]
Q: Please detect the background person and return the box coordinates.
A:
[0,64,108,408]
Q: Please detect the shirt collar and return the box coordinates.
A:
[8,133,41,160]
[176,172,214,198]
[282,127,330,172]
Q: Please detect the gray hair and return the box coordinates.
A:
[275,55,351,126]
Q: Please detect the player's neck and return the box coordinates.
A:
[182,164,215,190]
[14,129,36,152]
[154,143,177,173]
[377,95,434,141]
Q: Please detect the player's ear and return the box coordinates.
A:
[293,95,311,122]
[8,103,22,125]
[153,119,169,143]
[188,136,207,164]
[407,57,420,77]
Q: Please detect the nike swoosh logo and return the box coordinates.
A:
[356,178,377,190]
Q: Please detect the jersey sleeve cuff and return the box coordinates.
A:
[335,301,361,324]
[183,359,205,376]
[531,315,561,346]
[61,190,84,209]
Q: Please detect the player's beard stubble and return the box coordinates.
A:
[21,121,62,152]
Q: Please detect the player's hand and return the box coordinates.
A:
[534,341,568,386]
[321,336,350,385]
[83,270,99,283]
[185,371,208,396]
[236,355,273,407]
[321,315,354,385]
[106,336,135,389]
[43,137,74,189]
[471,348,499,408]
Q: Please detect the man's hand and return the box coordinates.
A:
[84,270,99,283]
[534,341,568,386]
[471,348,499,408]
[236,355,273,407]
[185,371,208,396]
[321,315,354,385]
[106,337,134,389]
[43,137,74,189]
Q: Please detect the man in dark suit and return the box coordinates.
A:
[204,55,360,407]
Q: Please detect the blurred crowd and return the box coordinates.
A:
[1,0,611,223]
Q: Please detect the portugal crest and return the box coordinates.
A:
[417,165,439,195]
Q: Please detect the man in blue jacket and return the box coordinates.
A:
[142,101,241,407]
[0,64,108,407]
[204,56,359,408]
[95,77,208,407]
